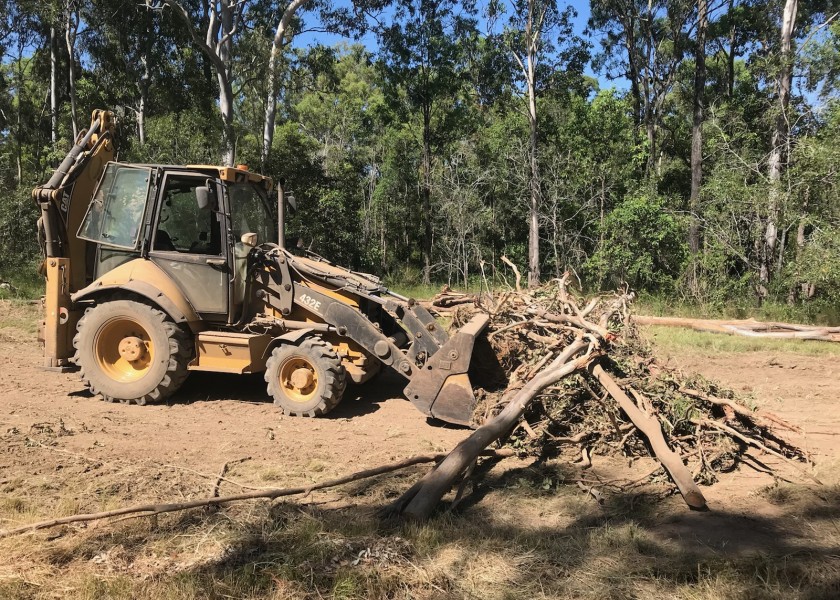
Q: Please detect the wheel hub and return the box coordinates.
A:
[279,356,319,402]
[118,336,147,362]
[289,367,314,390]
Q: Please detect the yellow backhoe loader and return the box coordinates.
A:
[33,110,488,426]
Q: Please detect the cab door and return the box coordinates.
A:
[148,172,229,319]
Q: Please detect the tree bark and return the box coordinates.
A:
[50,26,57,144]
[217,1,235,166]
[762,0,798,292]
[261,0,313,170]
[137,5,154,145]
[688,0,707,256]
[65,1,79,141]
[526,0,541,289]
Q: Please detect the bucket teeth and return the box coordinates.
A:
[403,313,490,426]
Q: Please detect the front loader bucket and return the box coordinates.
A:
[403,313,490,426]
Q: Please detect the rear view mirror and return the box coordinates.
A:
[286,193,296,216]
[195,180,217,211]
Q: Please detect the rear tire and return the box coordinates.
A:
[73,300,192,405]
[265,337,346,417]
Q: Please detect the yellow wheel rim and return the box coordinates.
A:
[94,317,154,383]
[278,356,319,403]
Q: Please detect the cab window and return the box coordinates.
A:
[229,183,276,246]
[153,176,222,255]
[78,163,150,249]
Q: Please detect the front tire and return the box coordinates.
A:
[73,300,192,405]
[265,337,346,417]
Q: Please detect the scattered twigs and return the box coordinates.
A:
[0,451,508,539]
[500,255,522,293]
[679,387,801,433]
[694,418,821,485]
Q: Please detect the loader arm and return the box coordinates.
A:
[266,249,489,426]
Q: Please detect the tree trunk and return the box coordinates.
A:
[15,50,23,184]
[421,106,433,285]
[50,26,57,144]
[65,2,79,141]
[762,0,798,292]
[645,112,656,179]
[137,6,154,145]
[788,187,809,304]
[688,0,708,256]
[727,0,736,98]
[219,73,235,166]
[261,0,312,170]
[262,48,280,169]
[526,0,540,289]
[623,13,642,128]
[217,2,236,166]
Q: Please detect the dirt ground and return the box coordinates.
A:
[1,300,839,599]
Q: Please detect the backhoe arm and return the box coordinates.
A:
[33,109,117,369]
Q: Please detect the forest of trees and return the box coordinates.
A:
[0,0,838,315]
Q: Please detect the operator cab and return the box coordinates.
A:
[77,161,276,324]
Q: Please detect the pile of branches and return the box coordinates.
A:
[399,275,813,519]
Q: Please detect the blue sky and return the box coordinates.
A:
[292,0,623,91]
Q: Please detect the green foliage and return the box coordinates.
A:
[129,109,222,165]
[0,186,40,274]
[587,193,688,292]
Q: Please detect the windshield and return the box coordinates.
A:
[78,163,151,249]
[229,183,276,246]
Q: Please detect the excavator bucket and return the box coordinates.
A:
[403,313,491,426]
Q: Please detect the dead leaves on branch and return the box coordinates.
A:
[418,275,815,515]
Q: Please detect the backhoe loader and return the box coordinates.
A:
[33,110,488,426]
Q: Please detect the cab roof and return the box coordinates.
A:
[121,163,273,190]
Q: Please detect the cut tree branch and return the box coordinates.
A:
[0,451,511,539]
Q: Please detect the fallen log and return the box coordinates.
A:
[398,339,596,520]
[590,363,708,510]
[634,315,840,342]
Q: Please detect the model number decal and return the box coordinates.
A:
[298,293,322,312]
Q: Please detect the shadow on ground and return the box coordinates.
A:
[9,461,839,600]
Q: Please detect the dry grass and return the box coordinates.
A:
[0,299,41,337]
[1,465,839,600]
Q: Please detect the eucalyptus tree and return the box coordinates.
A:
[374,0,478,284]
[261,0,317,169]
[490,0,587,286]
[589,0,693,179]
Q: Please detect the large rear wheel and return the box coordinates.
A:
[265,337,346,417]
[73,300,192,405]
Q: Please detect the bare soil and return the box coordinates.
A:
[1,301,839,598]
